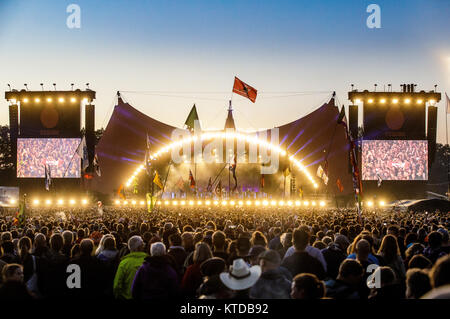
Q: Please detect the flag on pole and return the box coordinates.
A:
[260,174,265,189]
[298,185,304,199]
[146,133,152,150]
[216,180,222,196]
[93,153,101,177]
[189,169,196,188]
[153,171,163,189]
[317,165,324,178]
[117,184,125,199]
[337,105,347,125]
[13,196,26,226]
[283,167,291,177]
[144,133,152,176]
[206,177,213,192]
[76,136,89,170]
[232,77,257,103]
[338,105,363,221]
[336,178,344,193]
[321,160,329,185]
[184,104,200,131]
[229,153,237,191]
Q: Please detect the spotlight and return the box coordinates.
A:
[355,99,361,103]
[368,99,374,104]
[164,201,169,205]
[205,200,211,206]
[10,199,16,205]
[263,200,269,206]
[238,201,243,206]
[180,201,186,206]
[221,200,228,206]
[270,200,276,206]
[189,200,194,206]
[380,98,386,104]
[156,201,161,205]
[47,97,52,102]
[173,200,178,206]
[429,99,436,105]
[295,200,301,206]
[57,199,63,205]
[81,199,88,205]
[230,201,235,206]
[213,201,219,206]
[320,201,326,207]
[392,98,399,104]
[35,98,41,103]
[70,97,77,103]
[115,200,120,205]
[367,201,374,207]
[312,201,316,206]
[287,200,293,206]
[123,200,128,205]
[416,99,423,104]
[279,200,285,206]
[58,97,65,103]
[33,199,40,206]
[197,201,202,206]
[246,200,252,206]
[404,98,411,104]
[303,201,309,206]
[69,199,75,205]
[131,200,137,205]
[255,200,261,206]
[45,199,52,205]
[379,201,385,207]
[23,98,29,103]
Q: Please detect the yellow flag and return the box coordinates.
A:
[153,171,163,189]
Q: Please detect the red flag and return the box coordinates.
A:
[189,169,196,188]
[232,77,257,103]
[336,178,344,193]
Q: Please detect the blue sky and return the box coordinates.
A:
[1,0,449,142]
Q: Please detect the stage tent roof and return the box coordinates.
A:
[92,97,353,197]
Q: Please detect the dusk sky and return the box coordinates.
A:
[1,0,449,143]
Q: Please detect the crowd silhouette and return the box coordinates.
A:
[0,206,449,299]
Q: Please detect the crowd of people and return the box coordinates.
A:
[362,140,428,181]
[0,205,449,300]
[17,138,80,178]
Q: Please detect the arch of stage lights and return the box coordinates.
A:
[114,199,327,208]
[124,132,318,189]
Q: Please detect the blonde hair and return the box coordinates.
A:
[193,242,212,264]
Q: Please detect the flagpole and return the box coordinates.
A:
[161,160,172,199]
[63,138,84,178]
[194,162,197,197]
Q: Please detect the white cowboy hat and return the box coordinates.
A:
[219,258,261,291]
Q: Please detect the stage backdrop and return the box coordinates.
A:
[93,97,353,197]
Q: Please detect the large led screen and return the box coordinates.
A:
[17,138,81,178]
[362,140,428,181]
